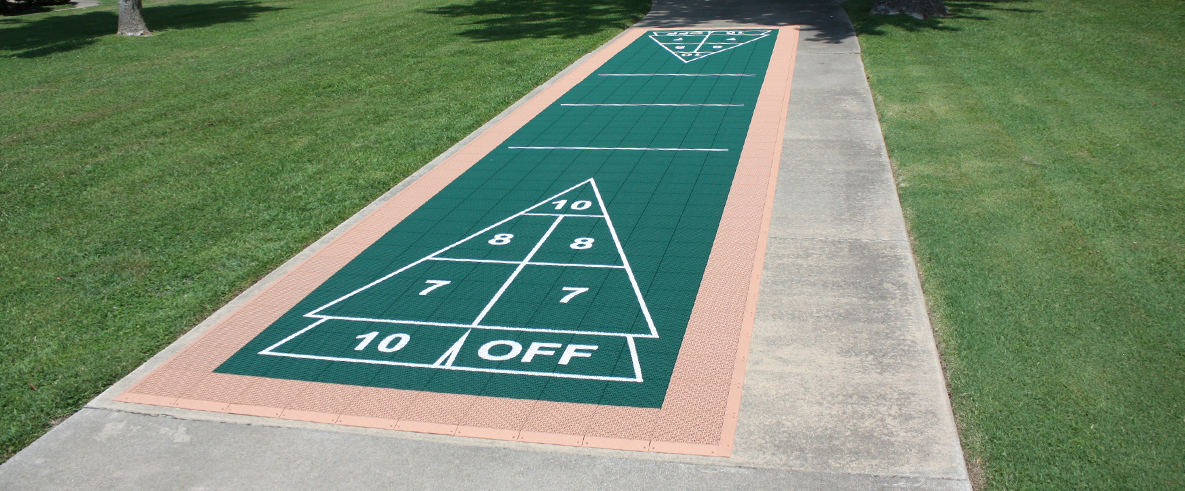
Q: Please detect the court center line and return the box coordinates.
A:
[304,315,656,338]
[427,257,624,269]
[559,103,743,107]
[471,215,564,326]
[692,31,712,54]
[508,146,728,152]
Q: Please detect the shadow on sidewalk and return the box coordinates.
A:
[638,0,1038,45]
[635,0,857,44]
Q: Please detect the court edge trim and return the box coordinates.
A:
[112,26,798,459]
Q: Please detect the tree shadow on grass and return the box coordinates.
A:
[423,0,650,42]
[845,0,1042,36]
[1,0,75,18]
[1,0,285,58]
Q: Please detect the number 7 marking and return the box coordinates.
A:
[420,280,451,295]
[560,286,588,303]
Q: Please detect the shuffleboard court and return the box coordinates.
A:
[115,26,799,456]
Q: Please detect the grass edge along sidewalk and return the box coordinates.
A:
[844,0,1185,488]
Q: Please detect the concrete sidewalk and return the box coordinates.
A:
[0,0,971,489]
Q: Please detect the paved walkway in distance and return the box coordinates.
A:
[68,0,101,10]
[0,0,971,489]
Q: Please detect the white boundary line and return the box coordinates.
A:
[297,316,655,338]
[522,212,604,217]
[588,179,659,339]
[259,318,329,355]
[427,257,624,269]
[257,347,643,383]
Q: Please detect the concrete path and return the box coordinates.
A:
[67,0,101,10]
[0,0,971,489]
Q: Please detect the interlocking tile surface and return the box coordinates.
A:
[117,26,799,457]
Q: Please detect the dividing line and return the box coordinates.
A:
[692,32,712,55]
[560,103,743,107]
[508,146,728,152]
[598,73,755,77]
[521,212,605,217]
[427,256,624,269]
[299,315,655,338]
[470,215,564,326]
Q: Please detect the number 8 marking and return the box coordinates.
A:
[488,233,513,245]
[570,237,594,250]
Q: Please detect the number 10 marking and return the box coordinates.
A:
[552,200,592,211]
[560,286,588,303]
[354,331,411,352]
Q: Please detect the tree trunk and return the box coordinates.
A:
[870,0,949,19]
[117,0,151,36]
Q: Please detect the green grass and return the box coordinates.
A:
[0,0,648,462]
[844,0,1184,487]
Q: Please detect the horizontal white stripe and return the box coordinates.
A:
[305,314,657,338]
[427,256,624,269]
[259,351,644,382]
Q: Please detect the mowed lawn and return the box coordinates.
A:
[845,0,1183,487]
[0,0,647,461]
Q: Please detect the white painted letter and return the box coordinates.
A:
[478,340,522,361]
[521,342,562,363]
[558,344,598,365]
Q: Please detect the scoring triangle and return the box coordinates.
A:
[649,29,772,63]
[304,178,658,339]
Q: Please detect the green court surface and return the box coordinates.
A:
[216,30,778,408]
